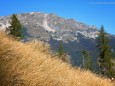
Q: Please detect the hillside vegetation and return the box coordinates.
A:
[0,31,114,86]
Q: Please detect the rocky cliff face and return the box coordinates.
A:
[0,12,99,42]
[0,12,115,66]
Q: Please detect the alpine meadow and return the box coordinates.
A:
[0,0,115,85]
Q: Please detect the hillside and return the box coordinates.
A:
[0,12,115,66]
[0,31,114,86]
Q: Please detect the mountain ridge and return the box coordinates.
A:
[0,12,115,66]
[0,12,100,41]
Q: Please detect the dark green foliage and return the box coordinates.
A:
[56,42,70,63]
[9,14,23,39]
[57,42,64,57]
[81,50,92,70]
[97,25,114,78]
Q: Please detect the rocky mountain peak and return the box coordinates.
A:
[0,12,115,66]
[0,12,100,42]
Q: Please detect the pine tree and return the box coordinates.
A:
[57,42,70,63]
[97,25,114,78]
[9,14,23,39]
[81,50,92,70]
[57,42,64,57]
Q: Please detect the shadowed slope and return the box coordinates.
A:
[0,31,114,86]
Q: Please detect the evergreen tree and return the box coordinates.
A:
[57,42,64,57]
[9,14,23,39]
[97,25,114,78]
[81,50,92,70]
[57,42,70,63]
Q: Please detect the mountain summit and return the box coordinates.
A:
[0,12,115,66]
[0,12,99,42]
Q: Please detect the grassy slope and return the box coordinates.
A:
[0,31,114,86]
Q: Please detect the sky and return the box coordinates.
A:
[0,0,115,35]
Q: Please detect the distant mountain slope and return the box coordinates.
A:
[0,12,115,66]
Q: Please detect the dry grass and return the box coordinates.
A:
[0,31,114,86]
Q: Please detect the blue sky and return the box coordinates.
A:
[0,0,115,35]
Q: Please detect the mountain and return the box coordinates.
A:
[0,12,115,66]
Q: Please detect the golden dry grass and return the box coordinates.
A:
[0,31,114,86]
